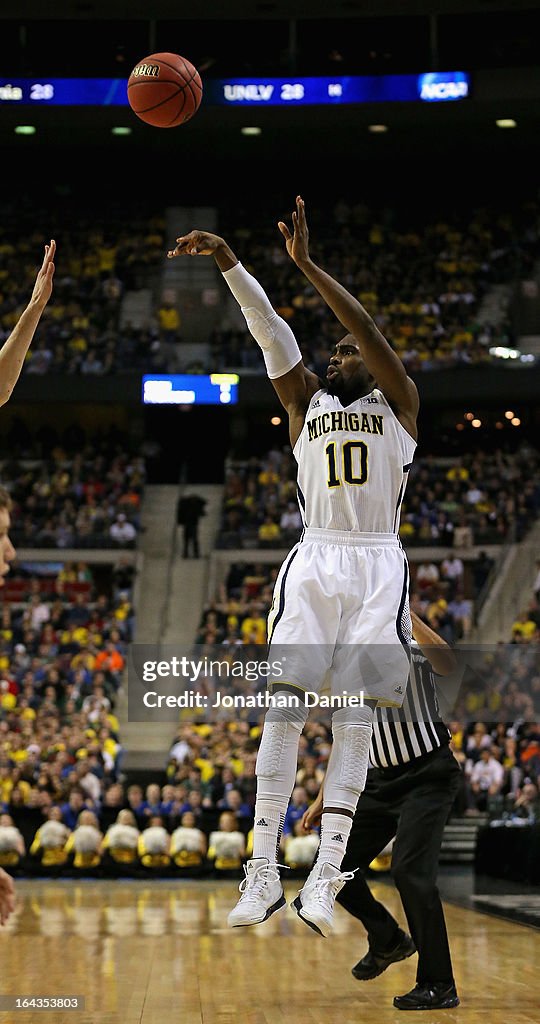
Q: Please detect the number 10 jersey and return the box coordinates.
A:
[293,387,417,535]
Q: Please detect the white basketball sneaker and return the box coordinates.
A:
[227,857,286,928]
[291,861,355,937]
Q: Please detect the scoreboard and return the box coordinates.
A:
[0,71,470,107]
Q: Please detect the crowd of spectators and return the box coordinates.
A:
[0,421,536,882]
[449,714,540,823]
[7,691,534,878]
[3,195,539,378]
[210,196,540,374]
[0,513,537,879]
[198,558,481,647]
[443,569,540,822]
[0,550,138,873]
[0,427,145,550]
[216,442,540,557]
[0,202,168,377]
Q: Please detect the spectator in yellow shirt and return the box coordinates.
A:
[208,811,245,873]
[101,810,140,867]
[511,612,537,639]
[64,810,103,870]
[170,811,207,869]
[240,606,267,645]
[30,807,71,869]
[157,300,181,335]
[446,464,469,482]
[138,815,171,870]
[258,516,282,546]
[0,764,14,805]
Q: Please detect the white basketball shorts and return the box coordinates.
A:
[267,528,412,707]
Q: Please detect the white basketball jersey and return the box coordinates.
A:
[293,388,416,533]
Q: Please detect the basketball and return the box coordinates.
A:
[127,52,203,128]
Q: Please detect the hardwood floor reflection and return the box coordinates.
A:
[0,879,538,1023]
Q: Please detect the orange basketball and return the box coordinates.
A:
[127,52,203,128]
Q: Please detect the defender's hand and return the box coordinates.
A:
[30,240,56,309]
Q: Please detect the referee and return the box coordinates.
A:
[302,610,461,1011]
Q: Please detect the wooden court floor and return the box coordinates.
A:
[0,878,539,1024]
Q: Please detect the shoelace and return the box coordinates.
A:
[304,868,356,905]
[237,863,289,904]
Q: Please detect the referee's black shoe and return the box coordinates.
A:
[351,930,416,981]
[393,981,460,1010]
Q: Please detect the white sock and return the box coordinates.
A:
[252,799,286,863]
[316,811,353,870]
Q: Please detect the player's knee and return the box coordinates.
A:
[330,704,374,795]
[332,704,375,732]
[255,701,308,779]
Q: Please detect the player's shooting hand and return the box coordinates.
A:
[301,791,323,831]
[30,240,56,310]
[278,195,310,266]
[0,867,16,925]
[167,230,225,258]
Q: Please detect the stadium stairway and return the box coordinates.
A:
[476,281,513,337]
[119,287,154,331]
[119,483,223,776]
[513,256,540,354]
[472,518,540,644]
[439,813,489,865]
[161,206,222,348]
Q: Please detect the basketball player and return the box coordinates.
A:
[0,240,56,405]
[302,610,461,1010]
[167,196,418,936]
[0,234,55,923]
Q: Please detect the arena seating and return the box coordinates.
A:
[216,445,540,552]
[0,203,166,376]
[0,432,144,549]
[2,196,539,378]
[0,427,141,874]
[209,194,540,375]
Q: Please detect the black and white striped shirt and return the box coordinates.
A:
[370,644,451,768]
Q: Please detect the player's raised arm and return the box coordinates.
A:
[279,197,419,439]
[167,230,320,445]
[0,240,56,407]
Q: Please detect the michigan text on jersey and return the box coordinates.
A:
[307,411,384,441]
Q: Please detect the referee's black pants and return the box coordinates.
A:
[337,743,462,985]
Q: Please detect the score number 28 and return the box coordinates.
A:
[30,83,55,100]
